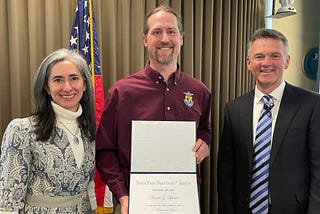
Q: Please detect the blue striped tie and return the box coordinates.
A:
[250,95,273,214]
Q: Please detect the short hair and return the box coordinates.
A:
[247,28,289,57]
[33,48,95,142]
[143,5,183,35]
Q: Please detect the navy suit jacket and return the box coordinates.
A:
[218,83,320,214]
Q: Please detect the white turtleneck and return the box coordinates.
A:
[52,101,84,167]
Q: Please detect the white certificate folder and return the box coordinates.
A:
[129,121,200,214]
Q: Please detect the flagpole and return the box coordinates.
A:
[88,0,95,90]
[87,1,114,212]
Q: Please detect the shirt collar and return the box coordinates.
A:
[51,101,82,123]
[254,81,286,104]
[144,61,181,85]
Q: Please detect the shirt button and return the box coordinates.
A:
[166,88,170,91]
[167,107,171,111]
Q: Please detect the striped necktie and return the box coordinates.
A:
[250,95,273,214]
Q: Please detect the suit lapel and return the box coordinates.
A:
[270,84,299,165]
[239,91,255,170]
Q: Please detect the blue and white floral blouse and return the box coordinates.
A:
[0,115,95,213]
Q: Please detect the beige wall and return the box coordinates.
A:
[271,0,320,91]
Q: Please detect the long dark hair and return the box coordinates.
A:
[32,48,96,142]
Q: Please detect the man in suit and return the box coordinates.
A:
[217,28,320,214]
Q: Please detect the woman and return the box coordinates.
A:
[0,49,97,213]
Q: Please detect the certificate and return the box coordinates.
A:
[129,121,200,214]
[129,174,200,214]
[130,121,196,173]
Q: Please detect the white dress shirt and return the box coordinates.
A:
[252,81,285,147]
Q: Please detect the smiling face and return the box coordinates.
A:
[46,60,86,112]
[142,11,183,67]
[246,38,290,94]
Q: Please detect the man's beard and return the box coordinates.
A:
[156,50,174,65]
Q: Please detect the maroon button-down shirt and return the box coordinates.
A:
[96,62,211,200]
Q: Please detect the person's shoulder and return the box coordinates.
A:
[224,91,254,110]
[180,72,202,82]
[6,116,34,131]
[2,116,35,150]
[110,69,146,89]
[3,116,34,141]
[180,72,209,89]
[286,83,320,99]
[229,91,254,103]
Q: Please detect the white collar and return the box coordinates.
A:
[254,81,286,104]
[51,101,82,123]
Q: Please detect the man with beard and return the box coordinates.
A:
[95,5,211,214]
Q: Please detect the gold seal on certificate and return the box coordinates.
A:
[129,121,200,214]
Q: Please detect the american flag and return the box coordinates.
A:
[70,0,113,212]
[70,0,104,125]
